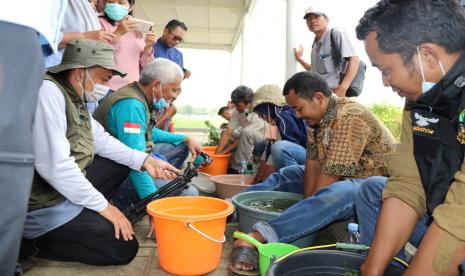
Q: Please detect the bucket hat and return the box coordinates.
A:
[252,84,286,109]
[48,39,126,77]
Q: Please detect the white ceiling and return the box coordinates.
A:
[134,0,256,51]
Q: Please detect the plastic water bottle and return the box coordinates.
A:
[239,160,248,185]
[246,162,256,175]
[338,223,362,252]
[404,242,417,263]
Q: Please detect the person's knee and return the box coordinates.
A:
[177,143,189,155]
[88,218,139,265]
[270,140,285,153]
[279,165,304,179]
[172,143,189,162]
[356,176,387,206]
[240,128,261,144]
[271,140,292,155]
[106,238,139,265]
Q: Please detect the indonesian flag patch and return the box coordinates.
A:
[123,122,141,134]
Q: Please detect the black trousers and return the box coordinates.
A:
[21,156,138,265]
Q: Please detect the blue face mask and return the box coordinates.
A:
[417,47,445,93]
[153,83,167,110]
[153,98,167,110]
[104,3,129,21]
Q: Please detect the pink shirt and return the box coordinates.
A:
[99,17,153,91]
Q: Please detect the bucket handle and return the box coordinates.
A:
[187,222,226,243]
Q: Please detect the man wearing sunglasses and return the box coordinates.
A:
[153,19,191,79]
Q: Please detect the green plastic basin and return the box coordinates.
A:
[232,191,315,248]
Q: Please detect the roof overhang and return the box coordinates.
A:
[134,0,256,51]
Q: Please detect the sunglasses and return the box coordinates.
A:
[169,31,184,43]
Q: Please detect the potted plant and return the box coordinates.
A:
[203,120,220,147]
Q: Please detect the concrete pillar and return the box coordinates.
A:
[240,14,249,84]
[285,0,299,80]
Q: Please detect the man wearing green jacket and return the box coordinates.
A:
[94,58,201,203]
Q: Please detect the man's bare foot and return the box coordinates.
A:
[232,231,265,271]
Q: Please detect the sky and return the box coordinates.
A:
[175,0,405,110]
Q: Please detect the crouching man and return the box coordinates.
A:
[94,58,200,209]
[230,71,395,275]
[355,0,465,275]
[216,85,268,173]
[21,40,177,265]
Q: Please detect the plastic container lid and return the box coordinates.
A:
[348,223,359,232]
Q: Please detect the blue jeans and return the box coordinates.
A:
[270,140,306,170]
[245,165,305,192]
[152,142,197,195]
[152,142,189,169]
[244,143,306,193]
[254,140,306,171]
[246,165,365,243]
[356,176,430,259]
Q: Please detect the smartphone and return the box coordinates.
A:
[132,18,154,33]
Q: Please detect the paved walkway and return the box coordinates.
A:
[27,217,238,276]
[27,130,225,275]
[25,130,347,275]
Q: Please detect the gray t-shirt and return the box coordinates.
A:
[310,27,357,89]
[229,109,265,131]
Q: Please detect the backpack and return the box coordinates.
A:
[330,28,366,97]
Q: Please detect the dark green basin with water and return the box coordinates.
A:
[232,191,314,248]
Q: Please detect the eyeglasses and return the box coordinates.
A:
[169,31,184,43]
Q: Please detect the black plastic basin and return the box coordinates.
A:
[267,250,405,276]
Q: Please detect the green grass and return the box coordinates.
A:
[172,115,226,129]
[174,102,403,141]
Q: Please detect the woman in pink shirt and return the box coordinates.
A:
[99,0,155,91]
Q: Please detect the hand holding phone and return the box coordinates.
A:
[132,18,154,33]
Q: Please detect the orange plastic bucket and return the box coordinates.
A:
[147,196,234,275]
[200,146,231,176]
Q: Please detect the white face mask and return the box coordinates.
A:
[417,47,445,93]
[83,70,110,103]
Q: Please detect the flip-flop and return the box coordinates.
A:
[230,246,259,276]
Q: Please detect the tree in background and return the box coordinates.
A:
[369,103,402,140]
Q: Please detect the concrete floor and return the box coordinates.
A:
[26,217,237,276]
[26,130,225,276]
[24,130,348,276]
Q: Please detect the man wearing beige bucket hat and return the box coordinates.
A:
[20,39,178,266]
[246,84,308,183]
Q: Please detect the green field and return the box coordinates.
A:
[172,115,226,129]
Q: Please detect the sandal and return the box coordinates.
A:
[230,246,259,275]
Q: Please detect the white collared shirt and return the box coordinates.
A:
[32,80,148,212]
[0,0,68,56]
